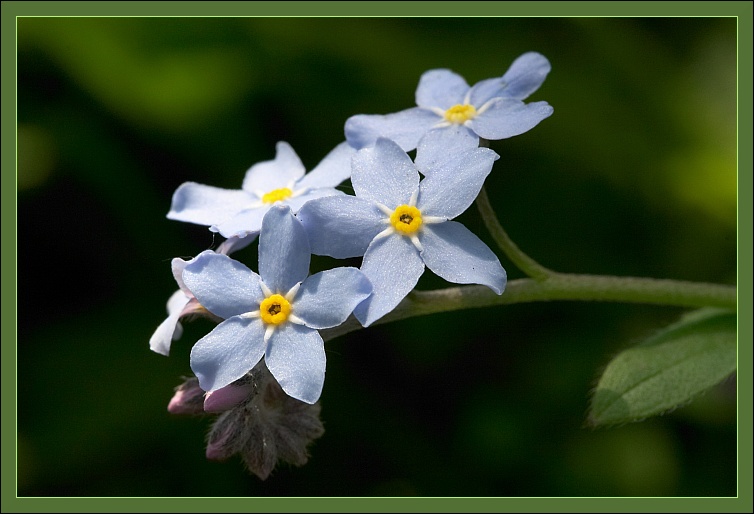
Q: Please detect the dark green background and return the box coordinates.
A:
[16,16,738,498]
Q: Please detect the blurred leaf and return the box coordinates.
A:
[589,308,736,426]
[19,18,256,134]
[17,124,58,191]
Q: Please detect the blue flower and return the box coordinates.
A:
[345,52,553,151]
[298,137,506,327]
[168,141,355,238]
[149,235,255,356]
[182,204,373,404]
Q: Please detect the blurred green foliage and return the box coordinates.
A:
[17,17,737,497]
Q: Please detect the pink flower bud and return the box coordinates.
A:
[203,383,255,413]
[205,429,234,461]
[205,409,243,462]
[202,363,325,479]
[167,377,205,415]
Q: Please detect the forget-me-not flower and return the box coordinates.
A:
[297,137,506,327]
[168,141,355,238]
[182,205,373,404]
[345,52,553,152]
[149,234,255,356]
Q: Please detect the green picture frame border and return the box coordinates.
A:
[3,1,751,512]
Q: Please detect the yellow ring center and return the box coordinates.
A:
[262,187,293,204]
[390,205,423,235]
[259,294,292,325]
[444,104,477,124]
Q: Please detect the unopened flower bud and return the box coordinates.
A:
[206,409,243,461]
[204,361,325,479]
[167,377,206,415]
[204,382,255,413]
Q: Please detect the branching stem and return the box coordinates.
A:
[475,185,552,281]
[322,273,737,342]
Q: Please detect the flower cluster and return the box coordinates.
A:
[151,52,552,476]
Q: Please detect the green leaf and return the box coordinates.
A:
[589,308,736,427]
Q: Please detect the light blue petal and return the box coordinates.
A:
[293,267,373,329]
[283,187,345,213]
[190,316,267,392]
[417,147,498,219]
[351,138,419,207]
[419,221,506,294]
[354,235,424,327]
[258,205,311,293]
[468,53,551,105]
[149,313,180,357]
[211,206,269,238]
[414,126,480,176]
[415,69,470,110]
[149,290,191,356]
[297,195,385,258]
[183,251,265,319]
[242,141,306,194]
[166,288,192,317]
[171,257,192,294]
[500,51,552,100]
[468,99,553,140]
[296,142,356,189]
[167,182,253,227]
[266,323,326,404]
[467,77,508,107]
[216,233,258,256]
[345,108,440,151]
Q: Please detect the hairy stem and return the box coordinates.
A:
[321,273,737,342]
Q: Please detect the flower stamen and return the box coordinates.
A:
[389,205,423,235]
[443,104,477,124]
[259,294,292,325]
[262,187,293,204]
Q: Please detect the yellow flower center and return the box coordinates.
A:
[443,104,477,124]
[259,294,292,325]
[262,187,293,204]
[390,205,423,235]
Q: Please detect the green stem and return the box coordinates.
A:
[321,273,736,342]
[475,185,553,281]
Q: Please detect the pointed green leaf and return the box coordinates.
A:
[589,308,736,427]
